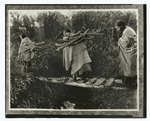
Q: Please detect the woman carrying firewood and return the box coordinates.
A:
[114,20,137,88]
[60,29,92,82]
[18,34,35,73]
[18,33,44,73]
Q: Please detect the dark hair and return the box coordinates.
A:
[115,20,126,27]
[115,20,126,37]
[63,29,71,33]
[22,34,27,39]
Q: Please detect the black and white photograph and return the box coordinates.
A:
[5,4,146,118]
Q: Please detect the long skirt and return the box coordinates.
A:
[71,45,92,75]
[119,46,137,77]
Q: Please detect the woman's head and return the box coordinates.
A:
[115,20,126,37]
[63,29,71,36]
[21,33,27,39]
[115,20,126,31]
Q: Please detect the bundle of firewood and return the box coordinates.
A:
[33,41,45,51]
[55,29,104,51]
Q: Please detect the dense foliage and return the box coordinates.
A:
[10,11,137,108]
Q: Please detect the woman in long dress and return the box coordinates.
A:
[115,20,137,88]
[62,29,92,82]
[18,34,35,73]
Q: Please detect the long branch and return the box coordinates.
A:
[56,29,89,51]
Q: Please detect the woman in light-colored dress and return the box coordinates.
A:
[18,34,35,73]
[115,20,137,88]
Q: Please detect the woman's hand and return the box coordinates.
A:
[56,48,60,51]
[30,46,36,52]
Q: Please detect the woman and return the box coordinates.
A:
[62,29,92,82]
[18,34,35,73]
[115,20,137,88]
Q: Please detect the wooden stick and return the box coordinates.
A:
[35,41,45,46]
[56,33,104,43]
[56,29,89,51]
[56,36,82,51]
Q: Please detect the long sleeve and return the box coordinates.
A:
[118,27,137,50]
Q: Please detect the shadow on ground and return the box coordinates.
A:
[47,82,137,109]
